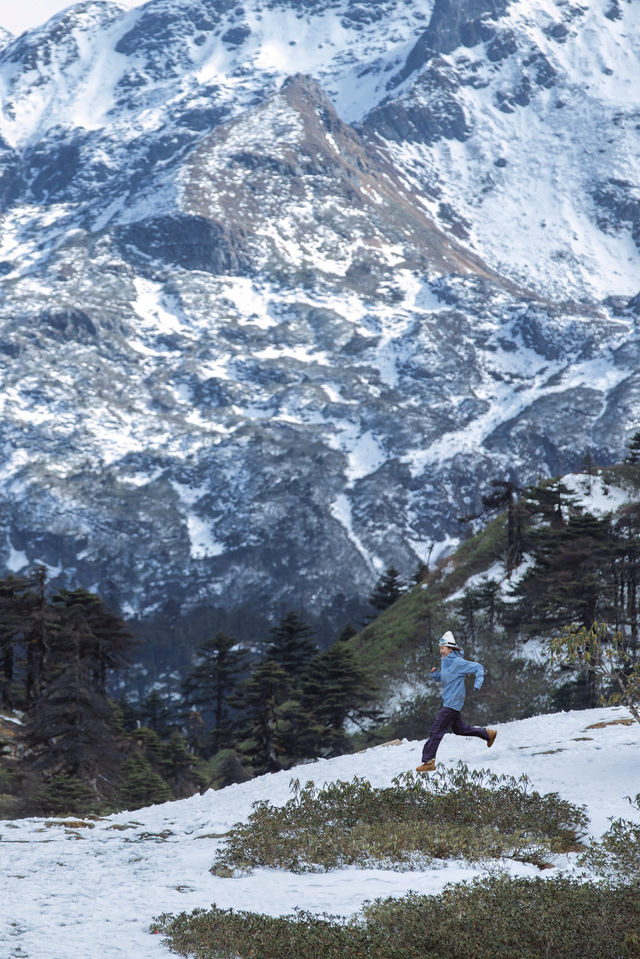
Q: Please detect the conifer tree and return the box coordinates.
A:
[184,708,206,755]
[182,631,246,753]
[582,451,596,493]
[475,579,502,632]
[35,773,101,817]
[208,748,252,789]
[368,567,406,611]
[0,573,35,710]
[129,725,168,773]
[511,511,615,638]
[481,480,524,575]
[50,588,134,692]
[337,622,357,643]
[118,753,172,810]
[522,480,577,530]
[265,611,317,677]
[22,566,58,707]
[625,431,640,466]
[114,693,140,732]
[411,558,431,585]
[611,507,640,653]
[137,688,178,739]
[301,644,380,753]
[20,585,134,799]
[161,731,208,798]
[455,589,478,654]
[21,611,122,785]
[238,659,291,773]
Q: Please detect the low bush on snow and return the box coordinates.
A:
[154,875,640,959]
[580,792,640,880]
[210,763,588,875]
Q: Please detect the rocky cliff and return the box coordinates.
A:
[0,0,638,635]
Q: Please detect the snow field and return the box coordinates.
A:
[1,706,639,959]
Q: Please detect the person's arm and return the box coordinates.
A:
[430,666,442,682]
[460,658,484,689]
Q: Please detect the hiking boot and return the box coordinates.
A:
[416,759,436,772]
[486,728,497,748]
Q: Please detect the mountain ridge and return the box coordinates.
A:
[0,0,639,636]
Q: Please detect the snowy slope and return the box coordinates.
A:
[367,0,640,301]
[1,706,638,959]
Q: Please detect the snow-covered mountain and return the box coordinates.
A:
[0,0,639,628]
[1,705,638,958]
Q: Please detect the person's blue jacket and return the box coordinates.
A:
[430,648,484,711]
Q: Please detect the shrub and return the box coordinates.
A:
[211,764,587,874]
[549,622,640,723]
[155,876,640,959]
[580,793,640,880]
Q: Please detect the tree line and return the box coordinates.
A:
[162,609,381,775]
[455,477,640,641]
[0,568,193,814]
[0,573,381,816]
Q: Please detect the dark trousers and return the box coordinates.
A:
[421,705,489,762]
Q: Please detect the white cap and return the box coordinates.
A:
[439,630,459,649]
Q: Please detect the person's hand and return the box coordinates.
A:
[431,666,437,673]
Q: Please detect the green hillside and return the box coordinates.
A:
[351,512,507,673]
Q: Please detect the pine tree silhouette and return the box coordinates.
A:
[265,611,317,677]
[182,631,247,753]
[368,567,406,611]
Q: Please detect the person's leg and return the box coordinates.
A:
[450,713,490,742]
[421,706,459,761]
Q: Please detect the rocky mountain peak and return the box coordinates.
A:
[390,0,510,88]
[0,0,639,642]
[179,71,498,289]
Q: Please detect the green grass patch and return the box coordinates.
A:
[155,875,640,959]
[443,513,506,584]
[350,586,446,676]
[211,763,587,875]
[348,515,507,677]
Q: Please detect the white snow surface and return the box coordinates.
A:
[0,2,144,38]
[1,706,638,959]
